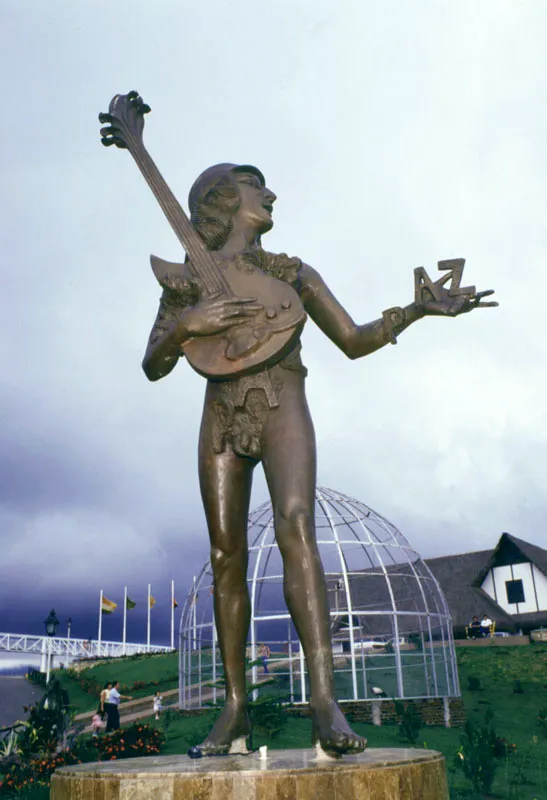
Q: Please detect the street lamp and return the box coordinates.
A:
[67,617,72,641]
[43,609,59,683]
[44,609,59,637]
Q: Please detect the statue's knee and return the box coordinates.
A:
[210,544,247,576]
[276,506,313,540]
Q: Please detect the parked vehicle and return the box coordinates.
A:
[351,638,387,651]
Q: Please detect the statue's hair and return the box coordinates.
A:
[190,175,240,251]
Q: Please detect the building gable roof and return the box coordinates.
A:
[471,533,547,587]
[506,533,547,577]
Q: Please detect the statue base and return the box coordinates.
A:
[51,747,449,799]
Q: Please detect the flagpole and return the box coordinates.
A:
[192,575,198,650]
[170,579,175,651]
[98,589,103,655]
[147,583,151,651]
[123,586,127,655]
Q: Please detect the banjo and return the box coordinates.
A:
[99,91,306,381]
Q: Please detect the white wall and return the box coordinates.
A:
[533,564,547,611]
[481,563,547,615]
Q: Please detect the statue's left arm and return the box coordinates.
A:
[298,262,497,360]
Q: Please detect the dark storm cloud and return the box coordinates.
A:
[0,397,116,514]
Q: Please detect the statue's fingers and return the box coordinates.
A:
[223,307,260,319]
[475,289,495,300]
[224,297,258,304]
[222,317,247,326]
[476,301,499,308]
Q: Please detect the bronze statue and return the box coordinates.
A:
[99,92,497,757]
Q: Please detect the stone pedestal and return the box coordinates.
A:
[50,748,449,799]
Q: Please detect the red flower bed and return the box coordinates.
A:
[93,724,164,760]
[0,724,164,797]
[0,750,81,796]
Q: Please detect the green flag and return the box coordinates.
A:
[126,597,136,610]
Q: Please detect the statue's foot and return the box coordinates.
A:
[197,702,251,756]
[311,700,367,758]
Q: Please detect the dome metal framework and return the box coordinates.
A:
[179,486,460,709]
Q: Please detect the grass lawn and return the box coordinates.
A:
[55,652,180,714]
[55,644,547,798]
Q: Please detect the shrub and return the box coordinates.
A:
[394,702,422,746]
[250,694,288,742]
[454,712,498,795]
[492,736,517,759]
[16,680,72,758]
[467,675,482,692]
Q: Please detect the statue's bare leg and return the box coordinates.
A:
[197,419,255,754]
[262,375,367,757]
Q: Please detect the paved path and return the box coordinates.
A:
[73,672,277,730]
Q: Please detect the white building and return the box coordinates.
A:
[426,533,547,635]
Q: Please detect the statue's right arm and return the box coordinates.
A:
[142,297,190,381]
[142,293,265,381]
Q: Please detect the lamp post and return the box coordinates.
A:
[44,609,59,684]
[67,617,72,641]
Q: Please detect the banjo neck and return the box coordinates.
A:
[129,143,229,297]
[99,92,228,297]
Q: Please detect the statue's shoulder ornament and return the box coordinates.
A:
[151,255,201,308]
[257,250,303,289]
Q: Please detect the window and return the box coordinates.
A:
[506,579,525,605]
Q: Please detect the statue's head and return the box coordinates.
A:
[189,163,275,250]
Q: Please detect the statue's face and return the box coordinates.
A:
[232,170,276,234]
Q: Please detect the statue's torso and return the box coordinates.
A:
[150,249,308,460]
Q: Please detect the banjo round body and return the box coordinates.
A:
[153,256,307,380]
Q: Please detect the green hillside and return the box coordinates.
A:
[53,644,547,798]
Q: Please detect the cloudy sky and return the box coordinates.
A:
[1,0,546,646]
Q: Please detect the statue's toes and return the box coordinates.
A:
[349,734,367,752]
[321,731,367,756]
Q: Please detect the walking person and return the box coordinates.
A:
[105,681,132,732]
[259,644,270,674]
[153,690,163,721]
[99,682,112,720]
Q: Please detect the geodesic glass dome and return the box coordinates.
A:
[179,486,460,709]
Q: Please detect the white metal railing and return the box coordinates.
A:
[0,632,172,661]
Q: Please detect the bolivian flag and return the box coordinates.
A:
[126,597,136,610]
[101,596,117,614]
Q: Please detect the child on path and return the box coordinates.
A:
[153,691,163,721]
[91,713,104,737]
